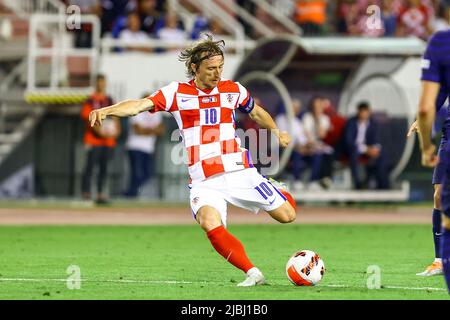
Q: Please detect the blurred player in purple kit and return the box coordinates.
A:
[416,29,450,292]
[408,107,448,276]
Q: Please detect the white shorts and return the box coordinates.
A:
[189,168,287,226]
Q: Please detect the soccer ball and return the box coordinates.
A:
[286,250,325,286]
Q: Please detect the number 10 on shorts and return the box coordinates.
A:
[254,182,273,200]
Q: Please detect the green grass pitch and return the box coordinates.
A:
[0,224,448,299]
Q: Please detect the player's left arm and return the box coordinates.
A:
[417,80,441,167]
[249,104,291,148]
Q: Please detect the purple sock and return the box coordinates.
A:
[442,228,450,293]
[432,209,442,258]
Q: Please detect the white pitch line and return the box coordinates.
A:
[0,278,447,292]
[0,278,204,285]
[324,284,447,292]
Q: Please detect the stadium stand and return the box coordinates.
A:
[0,0,448,202]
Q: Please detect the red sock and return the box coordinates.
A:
[206,226,254,273]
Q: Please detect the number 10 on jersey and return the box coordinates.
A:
[204,108,218,125]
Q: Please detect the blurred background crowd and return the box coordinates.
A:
[63,0,450,49]
[0,0,447,202]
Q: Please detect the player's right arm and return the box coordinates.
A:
[416,31,445,168]
[417,80,440,167]
[89,98,154,127]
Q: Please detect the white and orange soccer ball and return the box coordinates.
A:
[286,250,325,286]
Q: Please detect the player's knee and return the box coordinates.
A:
[196,206,222,231]
[285,207,296,223]
[278,205,296,223]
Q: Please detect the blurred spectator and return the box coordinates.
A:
[80,74,121,204]
[191,15,233,46]
[156,11,187,51]
[138,0,163,35]
[123,94,165,198]
[110,0,164,39]
[207,19,233,40]
[341,102,389,190]
[293,0,328,36]
[342,1,363,35]
[340,0,389,37]
[445,0,450,23]
[190,14,210,40]
[335,0,354,33]
[396,0,434,40]
[275,99,312,191]
[301,96,334,190]
[302,96,333,154]
[380,0,398,37]
[100,0,137,36]
[323,98,346,149]
[430,1,450,32]
[321,97,347,188]
[119,12,152,53]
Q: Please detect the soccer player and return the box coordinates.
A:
[408,108,448,276]
[416,29,450,292]
[88,36,297,286]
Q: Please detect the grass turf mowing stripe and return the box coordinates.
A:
[1,225,449,299]
[0,278,447,292]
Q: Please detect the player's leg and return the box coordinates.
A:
[191,187,265,286]
[441,214,450,292]
[432,184,443,263]
[417,141,446,276]
[267,200,296,224]
[441,169,450,292]
[265,178,296,223]
[417,184,444,276]
[195,205,222,232]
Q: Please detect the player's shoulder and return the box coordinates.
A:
[162,81,180,89]
[154,81,181,96]
[217,78,246,92]
[428,29,450,45]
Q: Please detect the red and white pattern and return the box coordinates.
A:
[398,5,430,39]
[148,79,254,184]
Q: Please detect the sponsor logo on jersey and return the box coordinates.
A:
[202,96,218,104]
[421,58,430,69]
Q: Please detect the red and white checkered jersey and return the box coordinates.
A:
[148,79,255,184]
